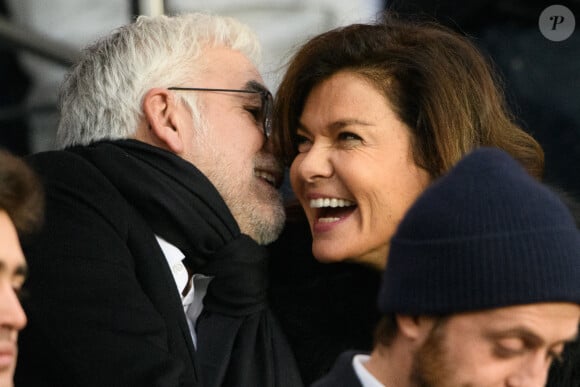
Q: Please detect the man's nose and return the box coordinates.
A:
[507,353,551,387]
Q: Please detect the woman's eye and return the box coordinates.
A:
[338,132,362,141]
[294,134,312,153]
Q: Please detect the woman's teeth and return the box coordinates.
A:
[309,198,355,208]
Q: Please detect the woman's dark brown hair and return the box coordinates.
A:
[0,149,44,234]
[272,12,543,179]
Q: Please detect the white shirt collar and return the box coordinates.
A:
[352,354,385,387]
[155,235,212,349]
[156,236,189,293]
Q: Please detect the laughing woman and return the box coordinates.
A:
[267,12,544,384]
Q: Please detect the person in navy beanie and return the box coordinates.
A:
[313,147,580,387]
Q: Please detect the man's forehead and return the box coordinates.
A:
[481,303,580,319]
[450,303,580,338]
[200,46,263,87]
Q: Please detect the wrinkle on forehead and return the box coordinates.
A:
[197,46,264,90]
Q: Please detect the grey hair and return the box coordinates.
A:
[56,12,262,148]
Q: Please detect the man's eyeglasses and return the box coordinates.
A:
[168,87,273,138]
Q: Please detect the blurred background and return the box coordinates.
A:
[0,0,579,196]
[0,0,383,154]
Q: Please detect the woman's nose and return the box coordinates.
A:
[293,144,334,183]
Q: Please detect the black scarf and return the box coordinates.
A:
[79,139,302,387]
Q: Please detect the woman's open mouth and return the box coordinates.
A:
[310,197,357,223]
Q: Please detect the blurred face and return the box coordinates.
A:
[290,71,430,268]
[180,47,285,245]
[0,211,27,387]
[410,303,580,387]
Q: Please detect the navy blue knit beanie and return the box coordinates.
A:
[378,147,580,315]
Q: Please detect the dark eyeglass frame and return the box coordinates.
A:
[168,87,273,138]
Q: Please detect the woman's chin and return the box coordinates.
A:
[313,253,349,264]
[313,246,388,271]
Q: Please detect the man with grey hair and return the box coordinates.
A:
[15,12,301,387]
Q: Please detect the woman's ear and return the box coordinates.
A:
[142,88,185,154]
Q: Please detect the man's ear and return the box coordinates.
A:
[396,315,434,342]
[397,315,421,341]
[142,88,185,154]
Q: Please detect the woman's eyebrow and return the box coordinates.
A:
[297,118,372,134]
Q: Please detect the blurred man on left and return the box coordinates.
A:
[0,149,43,387]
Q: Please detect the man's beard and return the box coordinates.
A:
[409,318,464,387]
[205,154,286,245]
[227,182,286,245]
